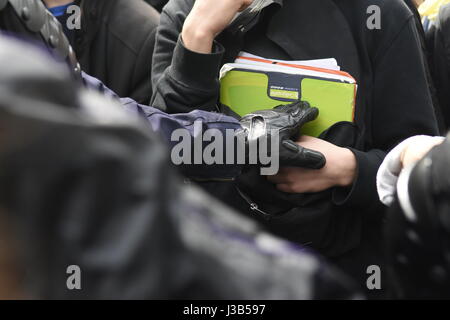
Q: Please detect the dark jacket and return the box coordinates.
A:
[144,0,169,12]
[74,0,159,104]
[427,4,450,130]
[404,0,445,132]
[151,0,439,287]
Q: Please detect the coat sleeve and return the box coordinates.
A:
[333,18,440,214]
[129,28,157,105]
[83,72,242,179]
[150,1,225,113]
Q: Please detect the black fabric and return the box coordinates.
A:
[151,0,439,289]
[236,122,359,256]
[427,4,450,130]
[403,0,445,133]
[54,13,75,46]
[242,5,289,60]
[144,0,168,12]
[71,0,160,104]
[386,134,450,299]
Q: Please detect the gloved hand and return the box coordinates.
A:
[238,101,326,169]
[376,135,445,206]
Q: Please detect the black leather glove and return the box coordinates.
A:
[238,101,326,169]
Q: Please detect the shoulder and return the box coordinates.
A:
[336,0,412,16]
[161,0,195,23]
[109,0,160,29]
[333,0,413,26]
[104,0,160,53]
[332,0,416,60]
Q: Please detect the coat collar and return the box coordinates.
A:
[265,0,361,81]
[223,0,361,82]
[75,0,116,46]
[227,0,283,32]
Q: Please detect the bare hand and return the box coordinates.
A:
[182,0,253,53]
[267,135,357,193]
[400,137,444,168]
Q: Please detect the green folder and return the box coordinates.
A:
[220,67,357,137]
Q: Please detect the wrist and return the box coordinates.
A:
[182,21,215,54]
[336,148,357,187]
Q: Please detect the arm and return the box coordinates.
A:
[269,17,440,212]
[83,72,323,179]
[150,0,252,113]
[83,71,240,135]
[83,71,242,179]
[345,17,440,209]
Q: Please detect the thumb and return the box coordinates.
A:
[279,140,326,169]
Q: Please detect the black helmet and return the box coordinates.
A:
[386,134,450,299]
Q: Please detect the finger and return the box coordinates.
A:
[299,106,319,123]
[267,174,288,184]
[274,100,303,113]
[277,102,318,122]
[277,166,298,175]
[267,166,305,182]
[280,140,326,169]
[276,183,298,194]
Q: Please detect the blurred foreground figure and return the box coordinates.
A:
[0,37,357,299]
[377,135,450,298]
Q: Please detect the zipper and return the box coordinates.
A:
[236,187,273,219]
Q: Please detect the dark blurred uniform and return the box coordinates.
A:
[386,134,450,299]
[0,36,358,299]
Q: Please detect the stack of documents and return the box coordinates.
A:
[220,52,357,137]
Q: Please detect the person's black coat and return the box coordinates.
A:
[144,0,169,12]
[404,0,445,132]
[427,4,450,130]
[74,0,159,104]
[150,0,439,292]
